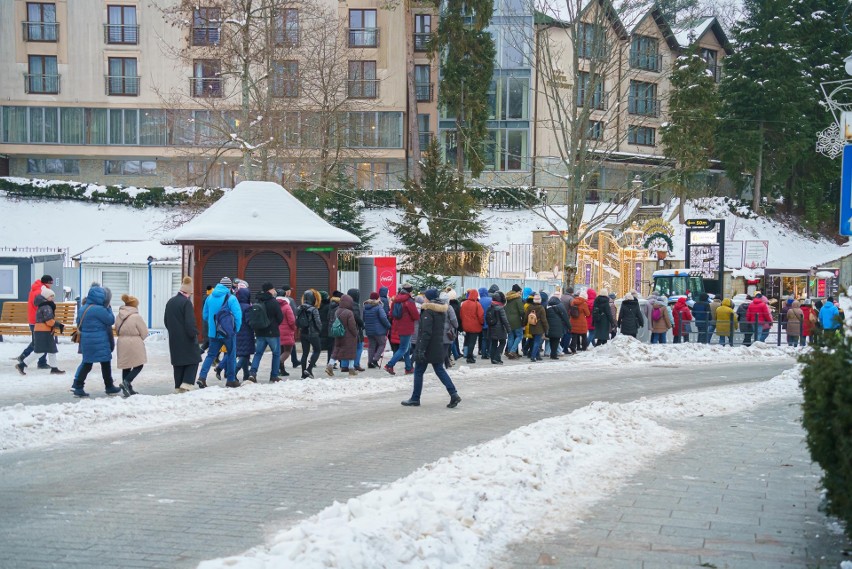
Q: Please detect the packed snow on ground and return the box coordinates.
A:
[196,367,803,569]
[0,335,798,453]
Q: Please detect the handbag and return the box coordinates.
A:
[71,305,92,343]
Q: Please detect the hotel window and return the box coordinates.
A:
[24,2,58,42]
[415,65,432,102]
[578,23,607,60]
[272,61,299,97]
[487,77,529,120]
[192,7,221,46]
[349,9,378,47]
[26,55,59,94]
[628,81,659,117]
[274,9,299,46]
[348,61,378,99]
[414,14,431,51]
[27,158,79,174]
[106,5,138,44]
[106,57,139,96]
[585,120,604,141]
[576,72,605,110]
[627,125,656,146]
[353,162,389,190]
[105,160,157,175]
[191,60,222,97]
[630,35,660,72]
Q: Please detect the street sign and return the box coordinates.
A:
[685,218,712,229]
[841,145,852,236]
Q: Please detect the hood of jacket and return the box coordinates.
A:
[346,288,360,303]
[540,291,549,305]
[722,298,733,308]
[304,289,317,306]
[675,297,688,308]
[118,305,139,320]
[30,280,44,296]
[466,289,479,302]
[393,291,412,304]
[487,284,500,294]
[587,289,597,302]
[339,294,354,310]
[791,300,800,309]
[257,290,275,303]
[236,288,251,303]
[622,298,639,307]
[210,283,231,301]
[34,294,50,307]
[86,286,107,307]
[379,286,389,298]
[506,291,521,302]
[364,298,382,307]
[547,295,561,307]
[699,293,709,302]
[422,301,448,313]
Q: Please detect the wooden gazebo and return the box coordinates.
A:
[172,181,360,326]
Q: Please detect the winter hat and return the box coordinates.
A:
[220,276,232,287]
[566,286,574,294]
[180,276,193,295]
[787,298,794,305]
[320,290,329,301]
[497,291,506,304]
[40,274,54,285]
[598,288,608,297]
[447,288,458,301]
[488,284,500,293]
[803,298,812,306]
[522,287,533,299]
[41,286,55,299]
[579,291,588,300]
[401,282,414,291]
[533,293,542,304]
[414,295,426,305]
[121,293,139,307]
[608,292,616,299]
[332,290,343,298]
[624,293,635,301]
[424,288,440,301]
[511,284,522,292]
[261,281,275,292]
[234,278,249,290]
[755,293,763,299]
[281,285,291,293]
[439,291,450,301]
[369,292,380,300]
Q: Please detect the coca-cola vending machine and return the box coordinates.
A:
[358,256,397,300]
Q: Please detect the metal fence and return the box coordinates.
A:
[337,271,557,296]
[652,312,807,347]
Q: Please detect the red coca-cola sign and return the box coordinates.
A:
[374,257,397,297]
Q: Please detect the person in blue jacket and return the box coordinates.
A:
[818,297,841,336]
[478,286,494,358]
[198,277,243,388]
[364,291,391,368]
[71,285,120,398]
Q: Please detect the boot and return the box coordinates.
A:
[177,383,194,393]
[50,367,66,374]
[383,364,396,376]
[401,399,420,407]
[196,377,207,389]
[466,357,476,364]
[269,376,283,383]
[348,368,358,377]
[105,384,122,396]
[246,374,257,384]
[354,365,366,372]
[447,393,462,408]
[225,380,241,388]
[15,362,26,375]
[71,387,90,398]
[120,379,134,398]
[325,364,334,377]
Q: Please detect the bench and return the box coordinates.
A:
[0,301,79,341]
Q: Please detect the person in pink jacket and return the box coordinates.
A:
[585,288,597,346]
[746,293,773,343]
[276,292,297,377]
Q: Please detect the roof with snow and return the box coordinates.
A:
[74,240,181,266]
[171,181,361,245]
[673,16,731,52]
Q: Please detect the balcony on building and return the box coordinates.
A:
[24,74,60,94]
[348,28,380,48]
[22,21,59,42]
[628,97,661,118]
[413,32,432,52]
[104,24,139,45]
[347,79,379,99]
[707,63,723,83]
[577,91,608,112]
[415,82,433,102]
[629,53,662,72]
[105,75,140,96]
[418,131,434,148]
[190,77,223,98]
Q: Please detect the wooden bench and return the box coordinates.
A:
[0,301,79,340]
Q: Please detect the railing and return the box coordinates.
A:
[347,79,379,99]
[104,24,139,44]
[577,91,608,111]
[192,27,220,46]
[22,21,58,42]
[105,75,140,96]
[274,29,300,47]
[628,97,661,118]
[418,131,434,148]
[578,43,609,61]
[707,63,723,83]
[347,28,380,48]
[190,77,223,97]
[415,82,433,102]
[413,32,432,51]
[629,53,662,72]
[24,74,60,94]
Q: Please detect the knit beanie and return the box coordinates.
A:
[121,293,139,307]
[511,284,522,292]
[401,282,414,291]
[609,292,616,299]
[533,293,541,304]
[179,276,193,294]
[624,293,634,301]
[488,284,500,293]
[446,288,458,301]
[579,291,588,300]
[41,286,55,299]
[424,288,440,301]
[369,292,380,300]
[261,281,275,292]
[332,290,343,298]
[219,276,232,287]
[41,274,54,285]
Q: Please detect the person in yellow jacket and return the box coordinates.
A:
[714,298,737,347]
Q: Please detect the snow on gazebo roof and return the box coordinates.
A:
[73,240,181,265]
[171,181,361,245]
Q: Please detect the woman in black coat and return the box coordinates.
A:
[487,292,512,364]
[617,293,644,338]
[401,289,461,408]
[545,295,571,359]
[592,292,614,346]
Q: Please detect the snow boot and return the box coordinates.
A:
[120,379,136,398]
[196,377,207,389]
[50,367,66,374]
[14,362,26,375]
[401,399,420,407]
[72,387,90,398]
[225,380,241,388]
[348,368,358,377]
[325,364,334,377]
[105,385,123,396]
[447,393,462,408]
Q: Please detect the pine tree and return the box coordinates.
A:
[431,0,495,178]
[291,170,375,249]
[717,0,813,215]
[387,140,486,274]
[661,48,720,224]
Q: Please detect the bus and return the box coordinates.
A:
[651,269,706,304]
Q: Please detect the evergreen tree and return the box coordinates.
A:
[387,140,486,274]
[717,0,813,215]
[291,170,375,249]
[431,0,495,178]
[661,49,720,223]
[656,0,699,25]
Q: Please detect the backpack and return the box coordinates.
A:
[392,299,405,320]
[296,306,313,330]
[652,307,662,322]
[247,302,271,331]
[486,306,499,327]
[330,315,346,338]
[527,309,538,326]
[569,304,580,319]
[214,294,236,339]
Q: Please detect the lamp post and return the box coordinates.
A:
[146,256,154,328]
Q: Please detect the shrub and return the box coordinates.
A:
[799,316,852,539]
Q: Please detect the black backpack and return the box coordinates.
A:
[569,304,580,319]
[486,306,499,327]
[392,300,405,320]
[247,302,271,331]
[296,306,313,330]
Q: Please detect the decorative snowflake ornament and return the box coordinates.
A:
[816,123,845,159]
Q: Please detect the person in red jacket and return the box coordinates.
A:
[801,299,815,344]
[672,297,693,343]
[585,288,597,346]
[459,289,484,363]
[384,282,420,375]
[16,275,53,369]
[746,293,773,343]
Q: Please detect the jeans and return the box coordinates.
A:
[451,338,462,359]
[490,338,506,362]
[251,336,281,379]
[233,356,250,379]
[718,335,733,346]
[173,364,199,389]
[530,334,543,360]
[651,332,667,344]
[122,365,143,383]
[300,336,321,372]
[758,328,770,343]
[368,335,387,364]
[410,360,457,402]
[347,340,364,369]
[463,331,479,360]
[200,336,236,382]
[507,328,524,354]
[560,331,572,353]
[787,336,799,347]
[387,334,412,370]
[478,330,490,358]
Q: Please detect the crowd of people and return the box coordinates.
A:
[10,274,847,403]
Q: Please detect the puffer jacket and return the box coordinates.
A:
[442,298,458,344]
[746,297,773,331]
[27,279,44,325]
[363,298,391,337]
[525,301,548,336]
[389,291,420,336]
[504,290,526,330]
[32,295,59,354]
[78,286,115,363]
[592,295,613,342]
[460,289,484,333]
[413,301,448,365]
[617,297,644,337]
[235,288,256,357]
[569,297,590,334]
[714,299,737,336]
[116,305,148,369]
[736,301,751,333]
[276,295,297,345]
[486,298,511,340]
[672,297,693,337]
[785,301,804,337]
[331,294,358,360]
[586,289,597,331]
[650,300,672,333]
[347,288,365,342]
[546,295,570,338]
[253,291,284,338]
[478,287,492,329]
[202,283,243,339]
[297,290,322,339]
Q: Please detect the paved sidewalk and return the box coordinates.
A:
[502,399,852,568]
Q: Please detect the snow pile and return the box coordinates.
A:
[198,369,803,569]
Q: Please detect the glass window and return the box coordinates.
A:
[140,109,167,145]
[584,120,604,140]
[353,162,388,190]
[348,61,377,98]
[578,23,607,60]
[192,59,222,97]
[27,158,79,174]
[2,107,28,143]
[349,10,378,47]
[107,57,139,96]
[274,9,299,46]
[0,265,19,299]
[506,77,528,119]
[630,35,660,71]
[60,108,84,144]
[104,160,157,175]
[107,5,138,44]
[500,30,525,68]
[86,108,108,144]
[27,55,59,94]
[414,14,431,51]
[192,7,221,46]
[628,125,656,146]
[628,80,658,116]
[272,61,299,97]
[577,72,605,110]
[25,3,57,41]
[415,65,431,102]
